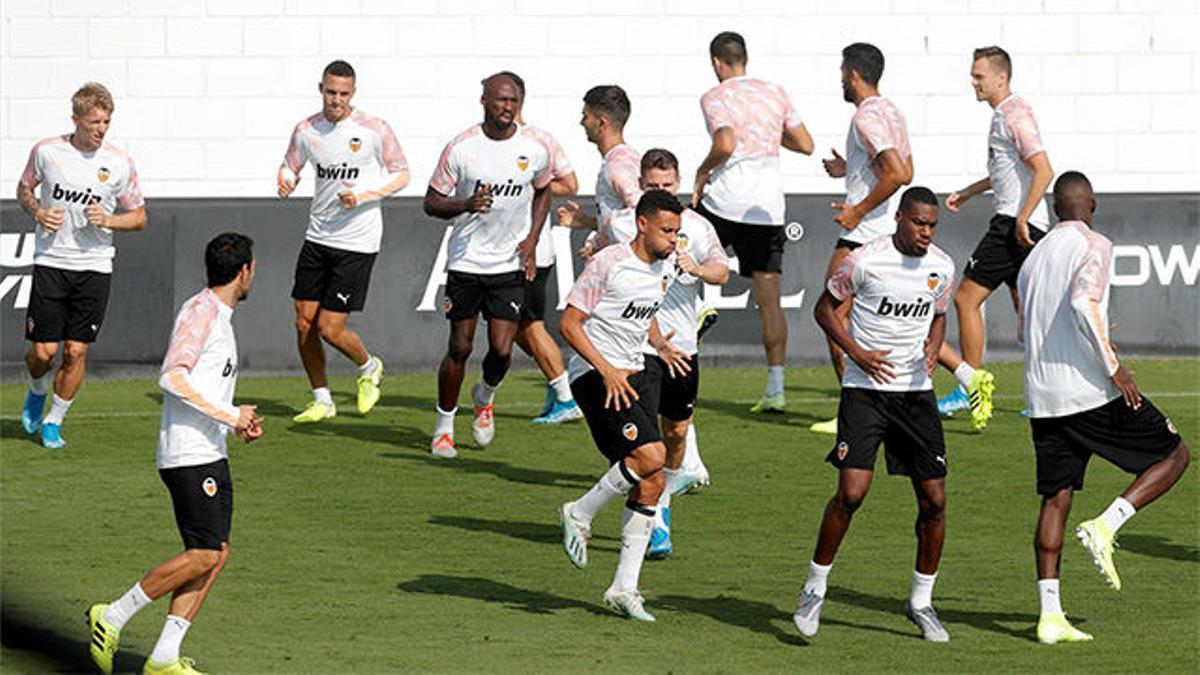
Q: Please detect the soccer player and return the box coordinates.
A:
[424,72,560,457]
[277,60,410,423]
[17,82,147,449]
[813,42,913,434]
[693,31,813,414]
[936,46,1053,430]
[557,190,688,621]
[592,149,730,556]
[793,188,955,642]
[1017,172,1190,644]
[86,233,263,675]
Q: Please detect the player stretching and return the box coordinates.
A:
[424,73,561,457]
[557,190,688,621]
[278,60,410,423]
[794,188,955,642]
[1018,172,1190,644]
[17,82,147,449]
[812,42,913,435]
[937,46,1053,430]
[86,233,262,675]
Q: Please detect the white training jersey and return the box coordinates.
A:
[843,96,912,244]
[157,289,241,470]
[828,236,955,392]
[1018,221,1121,418]
[19,135,144,273]
[281,109,409,254]
[600,208,728,356]
[565,242,671,382]
[533,128,575,267]
[988,94,1050,230]
[430,124,560,274]
[594,143,642,227]
[699,76,803,226]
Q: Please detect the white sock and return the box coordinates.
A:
[658,469,677,511]
[910,570,937,609]
[29,372,51,396]
[765,365,785,398]
[474,380,499,407]
[434,406,456,436]
[358,355,379,375]
[43,394,73,425]
[102,582,152,629]
[682,423,705,473]
[149,615,191,663]
[1038,578,1063,616]
[1099,496,1136,534]
[313,387,334,406]
[549,373,572,403]
[571,461,638,525]
[612,505,654,591]
[803,561,832,597]
[953,362,976,388]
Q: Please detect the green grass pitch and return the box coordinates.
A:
[2,359,1197,673]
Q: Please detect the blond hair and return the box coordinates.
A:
[72,82,114,117]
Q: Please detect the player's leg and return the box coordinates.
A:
[469,316,517,447]
[748,225,788,414]
[649,415,688,559]
[22,341,57,435]
[23,266,67,435]
[811,244,855,434]
[433,315,477,455]
[291,241,337,421]
[605,440,666,621]
[907,476,949,642]
[320,249,383,415]
[521,320,582,425]
[39,270,110,447]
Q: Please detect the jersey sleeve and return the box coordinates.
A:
[158,298,240,427]
[116,156,146,211]
[566,251,613,315]
[608,148,642,208]
[779,84,804,130]
[701,89,735,136]
[693,217,730,268]
[428,140,460,196]
[853,105,895,159]
[1005,104,1046,161]
[543,131,574,180]
[281,123,309,179]
[826,248,864,301]
[19,143,42,189]
[1069,235,1119,376]
[377,121,409,174]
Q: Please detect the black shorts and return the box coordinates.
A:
[291,240,377,312]
[826,388,947,481]
[835,238,862,251]
[444,270,525,322]
[696,203,784,277]
[571,369,663,463]
[643,354,700,421]
[1031,396,1182,496]
[159,459,233,551]
[521,266,553,322]
[25,265,112,344]
[963,214,1047,290]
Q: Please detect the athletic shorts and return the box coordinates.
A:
[521,266,553,322]
[1030,396,1182,496]
[25,266,112,344]
[443,270,524,322]
[696,203,784,277]
[571,369,663,463]
[835,238,862,251]
[826,388,947,481]
[159,459,233,551]
[291,240,377,312]
[642,353,700,421]
[963,214,1047,290]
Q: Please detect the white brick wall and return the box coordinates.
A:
[2,1,1198,198]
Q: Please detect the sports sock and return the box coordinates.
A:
[549,373,572,403]
[103,582,152,629]
[1038,578,1063,616]
[434,406,456,436]
[358,355,379,375]
[313,387,334,406]
[1099,496,1136,534]
[474,380,499,407]
[656,469,676,525]
[683,423,705,471]
[765,365,785,398]
[43,394,72,425]
[149,615,191,663]
[953,362,976,388]
[571,461,639,525]
[910,570,937,609]
[29,372,51,396]
[803,561,832,597]
[612,504,655,591]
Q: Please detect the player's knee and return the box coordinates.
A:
[446,338,472,363]
[294,313,316,336]
[486,344,512,364]
[185,548,221,573]
[662,422,687,450]
[61,342,89,367]
[28,342,58,364]
[629,443,666,475]
[834,488,867,513]
[919,493,946,520]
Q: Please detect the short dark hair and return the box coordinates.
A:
[899,186,939,212]
[709,31,747,66]
[641,148,679,174]
[583,85,630,129]
[323,60,356,79]
[636,189,684,220]
[1053,170,1093,198]
[842,42,884,86]
[206,232,254,287]
[973,46,1012,78]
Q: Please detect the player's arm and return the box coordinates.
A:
[423,184,491,220]
[348,124,412,208]
[814,289,894,384]
[1015,151,1053,248]
[692,127,735,207]
[1067,239,1139,407]
[675,251,729,285]
[560,305,638,410]
[557,201,596,229]
[946,177,992,212]
[517,184,552,280]
[277,126,308,199]
[648,317,691,378]
[834,148,912,230]
[17,183,64,233]
[781,123,814,155]
[924,312,947,375]
[87,205,146,232]
[550,172,578,197]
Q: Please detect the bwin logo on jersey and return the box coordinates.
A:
[51,183,102,205]
[349,137,362,152]
[316,163,360,180]
[97,167,110,183]
[876,296,932,318]
[620,301,660,320]
[222,358,235,378]
[473,179,523,198]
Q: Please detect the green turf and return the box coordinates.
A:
[2,360,1197,673]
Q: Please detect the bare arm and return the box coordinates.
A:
[17,184,64,232]
[814,289,895,384]
[676,251,729,285]
[423,184,491,220]
[946,177,992,212]
[1015,151,1053,248]
[924,313,947,375]
[517,184,553,280]
[692,127,736,207]
[86,205,147,232]
[781,123,814,155]
[560,305,639,410]
[550,172,578,197]
[351,170,412,207]
[833,149,912,230]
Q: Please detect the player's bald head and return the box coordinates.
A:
[1052,171,1096,224]
[482,72,522,100]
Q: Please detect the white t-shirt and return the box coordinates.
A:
[828,236,955,392]
[429,124,560,274]
[281,109,409,254]
[843,96,912,244]
[565,242,671,382]
[594,143,642,227]
[157,289,241,470]
[699,76,803,226]
[988,94,1050,230]
[19,135,144,273]
[1018,221,1121,418]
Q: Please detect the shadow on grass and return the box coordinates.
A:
[0,419,41,445]
[380,452,594,488]
[1,603,145,673]
[288,418,429,447]
[827,585,1043,642]
[427,515,617,552]
[654,594,808,646]
[1120,533,1200,563]
[141,392,298,419]
[396,575,608,617]
[700,397,825,427]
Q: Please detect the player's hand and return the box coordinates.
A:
[516,235,537,281]
[466,183,493,213]
[822,148,846,178]
[84,202,109,228]
[675,251,701,277]
[36,207,65,233]
[652,331,692,378]
[946,191,968,212]
[235,404,263,442]
[691,172,710,208]
[601,368,639,411]
[277,175,297,199]
[577,241,595,259]
[557,200,582,228]
[850,347,895,384]
[1111,364,1142,410]
[923,336,939,375]
[832,202,863,230]
[1015,217,1036,249]
[338,191,358,209]
[238,415,264,443]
